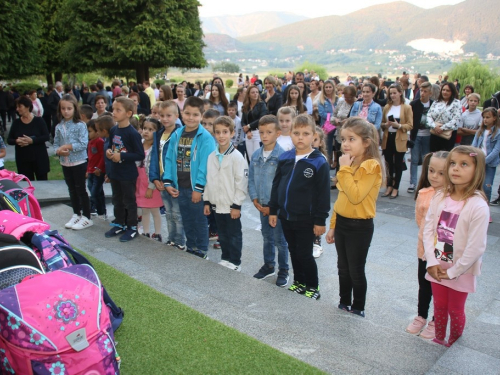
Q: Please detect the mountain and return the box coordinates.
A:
[200,12,308,38]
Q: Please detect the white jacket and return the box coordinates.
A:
[204,145,248,214]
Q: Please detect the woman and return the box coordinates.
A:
[7,96,50,180]
[92,95,108,118]
[203,84,211,99]
[234,87,246,118]
[284,85,305,115]
[380,84,413,199]
[209,84,229,115]
[211,77,231,101]
[370,76,387,107]
[349,83,383,131]
[318,80,338,165]
[261,76,282,116]
[28,90,44,117]
[174,85,186,110]
[112,79,122,99]
[192,82,203,97]
[297,82,312,115]
[237,73,244,88]
[427,82,462,152]
[159,85,173,101]
[460,84,474,109]
[308,80,321,109]
[242,85,268,161]
[331,86,357,169]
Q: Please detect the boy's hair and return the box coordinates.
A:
[183,96,204,113]
[291,113,316,132]
[130,115,139,130]
[213,116,235,132]
[277,106,297,119]
[203,109,220,119]
[95,94,108,104]
[159,100,178,112]
[314,126,327,156]
[95,115,115,134]
[258,114,280,130]
[152,101,161,111]
[57,95,81,123]
[414,151,449,200]
[202,99,213,109]
[468,93,480,102]
[114,96,135,115]
[228,101,238,110]
[420,81,432,91]
[443,145,486,201]
[80,104,93,120]
[87,119,97,132]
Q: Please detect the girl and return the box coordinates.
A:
[54,95,92,230]
[284,85,305,115]
[458,93,482,146]
[325,117,384,317]
[173,85,186,111]
[209,83,229,115]
[423,146,489,346]
[472,107,500,206]
[151,102,161,120]
[136,117,164,241]
[405,151,448,339]
[313,127,327,258]
[296,82,312,115]
[276,106,295,151]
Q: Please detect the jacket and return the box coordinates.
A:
[415,187,437,259]
[318,97,337,126]
[471,127,500,167]
[242,101,269,131]
[53,120,88,164]
[261,92,283,116]
[426,99,462,131]
[163,125,216,193]
[381,103,413,152]
[248,143,285,205]
[269,148,331,226]
[349,100,383,130]
[149,124,181,183]
[410,99,434,141]
[204,144,248,213]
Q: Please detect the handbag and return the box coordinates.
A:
[322,113,336,134]
[430,128,453,140]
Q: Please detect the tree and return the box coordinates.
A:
[0,0,42,79]
[61,0,206,83]
[295,62,329,81]
[212,62,240,74]
[449,58,500,102]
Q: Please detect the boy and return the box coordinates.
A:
[203,116,248,271]
[201,109,220,136]
[105,97,144,242]
[277,106,295,151]
[228,102,244,150]
[86,119,106,219]
[269,114,330,299]
[95,115,114,183]
[458,93,482,146]
[149,100,186,250]
[248,115,289,287]
[80,104,93,124]
[163,96,216,258]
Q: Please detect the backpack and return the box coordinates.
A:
[0,169,43,221]
[0,264,121,375]
[0,211,50,239]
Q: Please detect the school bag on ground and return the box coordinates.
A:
[0,169,43,221]
[0,264,121,374]
[0,211,50,239]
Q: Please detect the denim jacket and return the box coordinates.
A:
[248,143,285,205]
[349,100,382,130]
[53,120,88,165]
[472,127,500,167]
[318,97,337,126]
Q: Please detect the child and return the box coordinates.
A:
[54,95,93,230]
[312,126,327,258]
[80,104,94,124]
[105,96,145,242]
[423,146,489,346]
[325,117,383,316]
[163,96,216,258]
[202,99,213,113]
[249,115,289,287]
[149,100,185,250]
[276,106,295,151]
[458,93,482,146]
[86,119,106,219]
[283,85,306,115]
[151,102,161,120]
[269,114,330,299]
[95,115,114,183]
[136,117,163,241]
[472,107,500,208]
[228,102,244,152]
[405,151,448,339]
[204,116,248,270]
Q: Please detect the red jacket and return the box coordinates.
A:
[87,137,105,174]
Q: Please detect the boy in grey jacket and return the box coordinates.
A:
[204,116,248,271]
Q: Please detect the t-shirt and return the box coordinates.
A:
[387,105,401,133]
[262,150,272,161]
[159,129,174,176]
[108,124,144,181]
[277,135,294,151]
[460,109,482,146]
[417,101,431,137]
[176,129,197,188]
[482,130,489,155]
[295,151,312,163]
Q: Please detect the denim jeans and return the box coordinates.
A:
[178,187,208,252]
[87,173,106,215]
[410,136,431,186]
[161,190,185,245]
[260,212,289,270]
[484,165,497,201]
[215,213,243,266]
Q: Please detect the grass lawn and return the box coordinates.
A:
[82,251,324,374]
[4,156,64,180]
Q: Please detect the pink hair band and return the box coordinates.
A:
[470,153,478,156]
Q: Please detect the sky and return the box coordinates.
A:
[198,0,464,18]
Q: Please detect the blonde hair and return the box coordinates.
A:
[319,80,337,105]
[292,114,316,132]
[213,115,235,132]
[468,93,481,102]
[277,106,296,120]
[477,107,499,140]
[314,126,327,156]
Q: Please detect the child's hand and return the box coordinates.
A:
[269,215,277,228]
[56,147,70,156]
[246,131,253,140]
[427,265,443,282]
[145,188,153,199]
[230,208,241,219]
[439,269,450,280]
[154,180,164,191]
[110,152,121,163]
[204,205,211,216]
[94,169,101,177]
[253,199,263,211]
[261,206,270,217]
[192,191,202,203]
[339,153,354,167]
[104,175,110,183]
[85,172,88,179]
[313,225,326,236]
[326,228,335,244]
[166,186,179,198]
[106,149,114,159]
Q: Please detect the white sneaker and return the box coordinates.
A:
[65,214,80,229]
[72,216,93,230]
[218,260,230,267]
[224,261,242,272]
[313,244,323,258]
[98,214,107,220]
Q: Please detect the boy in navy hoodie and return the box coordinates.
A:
[269,114,330,300]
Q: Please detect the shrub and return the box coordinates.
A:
[294,62,329,81]
[154,79,165,85]
[226,79,233,88]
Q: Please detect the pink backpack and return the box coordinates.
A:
[0,264,121,374]
[0,169,43,221]
[0,211,50,239]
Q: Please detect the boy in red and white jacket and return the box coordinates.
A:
[86,120,106,218]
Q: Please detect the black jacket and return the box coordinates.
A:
[410,98,434,141]
[261,92,283,116]
[242,101,268,131]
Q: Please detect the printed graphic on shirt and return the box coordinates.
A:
[434,210,459,262]
[177,136,193,173]
[419,107,430,129]
[304,168,314,178]
[112,135,127,153]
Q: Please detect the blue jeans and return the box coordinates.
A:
[178,187,208,253]
[161,190,185,245]
[87,173,106,215]
[484,166,497,201]
[215,213,242,266]
[410,136,431,186]
[260,212,289,270]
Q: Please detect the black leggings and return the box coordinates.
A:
[383,132,405,190]
[417,258,433,319]
[62,163,90,218]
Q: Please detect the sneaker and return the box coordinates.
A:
[338,303,351,312]
[304,287,321,300]
[98,214,108,220]
[142,233,150,238]
[209,232,218,240]
[65,214,80,229]
[490,197,500,206]
[253,264,276,280]
[160,206,166,216]
[172,243,186,251]
[276,269,289,287]
[489,217,493,223]
[90,208,97,217]
[350,309,365,318]
[406,316,427,335]
[191,249,208,259]
[419,320,436,340]
[72,216,93,230]
[223,261,241,272]
[119,226,138,242]
[105,224,125,238]
[407,184,416,193]
[213,242,221,249]
[151,233,163,242]
[313,244,323,258]
[218,260,230,267]
[288,280,306,294]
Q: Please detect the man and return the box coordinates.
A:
[408,81,433,193]
[413,75,429,101]
[254,75,263,93]
[137,84,151,115]
[283,72,306,99]
[143,81,156,109]
[47,81,63,137]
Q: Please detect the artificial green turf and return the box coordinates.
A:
[81,251,325,374]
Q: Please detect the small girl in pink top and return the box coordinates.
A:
[423,145,490,347]
[406,151,448,339]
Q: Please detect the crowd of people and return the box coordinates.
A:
[0,69,497,348]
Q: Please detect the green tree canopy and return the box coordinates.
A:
[295,62,329,81]
[212,62,240,74]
